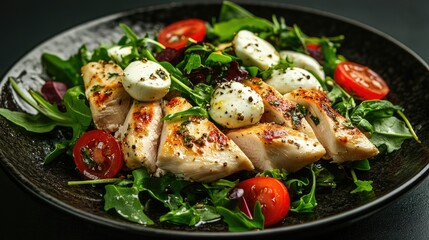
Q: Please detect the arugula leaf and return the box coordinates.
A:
[289,164,317,213]
[285,177,310,197]
[328,79,356,119]
[183,54,202,74]
[0,78,92,163]
[0,109,56,133]
[216,201,264,232]
[203,179,237,208]
[348,100,415,153]
[44,142,70,164]
[352,159,371,171]
[159,203,222,226]
[41,52,84,87]
[161,106,208,120]
[350,100,402,132]
[42,45,111,87]
[103,168,226,226]
[350,168,373,194]
[62,86,92,127]
[160,204,200,225]
[351,180,373,194]
[104,184,154,225]
[205,52,233,66]
[313,163,337,188]
[140,47,213,117]
[245,66,259,77]
[161,69,213,120]
[370,116,413,153]
[211,17,273,42]
[320,38,345,76]
[119,23,139,44]
[218,1,254,22]
[260,57,294,80]
[139,170,191,210]
[259,168,289,180]
[195,205,222,223]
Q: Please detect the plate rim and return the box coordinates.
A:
[1,0,429,238]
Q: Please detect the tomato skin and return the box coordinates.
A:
[334,61,390,100]
[237,176,290,227]
[158,19,206,50]
[73,130,124,179]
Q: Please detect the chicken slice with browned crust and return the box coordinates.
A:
[115,100,163,174]
[285,88,379,163]
[242,77,320,142]
[81,61,132,132]
[157,97,254,182]
[227,122,325,172]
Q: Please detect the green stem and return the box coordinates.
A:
[397,110,421,143]
[9,77,41,111]
[144,38,165,49]
[350,168,358,182]
[68,178,122,186]
[9,77,72,124]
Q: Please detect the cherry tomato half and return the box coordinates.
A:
[158,19,206,50]
[334,61,390,100]
[73,130,124,179]
[237,176,290,227]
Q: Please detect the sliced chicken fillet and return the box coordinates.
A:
[242,77,318,139]
[285,88,379,162]
[157,97,254,182]
[81,61,132,132]
[115,100,163,174]
[227,122,326,172]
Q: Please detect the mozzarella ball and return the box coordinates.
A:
[108,45,133,62]
[232,30,279,70]
[280,50,325,79]
[123,60,171,101]
[265,67,322,94]
[209,81,264,129]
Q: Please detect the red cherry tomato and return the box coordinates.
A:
[334,61,390,100]
[237,177,290,227]
[158,19,206,50]
[73,130,124,179]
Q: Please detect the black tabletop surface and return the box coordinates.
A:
[1,0,428,239]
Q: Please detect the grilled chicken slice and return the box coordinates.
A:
[285,89,379,162]
[115,100,163,174]
[81,61,132,132]
[242,77,317,138]
[227,122,326,172]
[157,97,254,182]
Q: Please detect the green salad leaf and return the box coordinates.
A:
[218,1,254,22]
[1,0,422,232]
[104,184,154,225]
[216,202,264,232]
[0,77,92,164]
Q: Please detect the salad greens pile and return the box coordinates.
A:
[0,1,419,231]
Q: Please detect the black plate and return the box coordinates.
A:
[0,1,428,239]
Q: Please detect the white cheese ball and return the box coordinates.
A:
[209,81,264,129]
[108,45,132,62]
[280,50,325,79]
[232,30,280,70]
[123,60,171,101]
[265,67,322,94]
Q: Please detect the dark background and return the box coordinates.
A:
[0,0,428,239]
